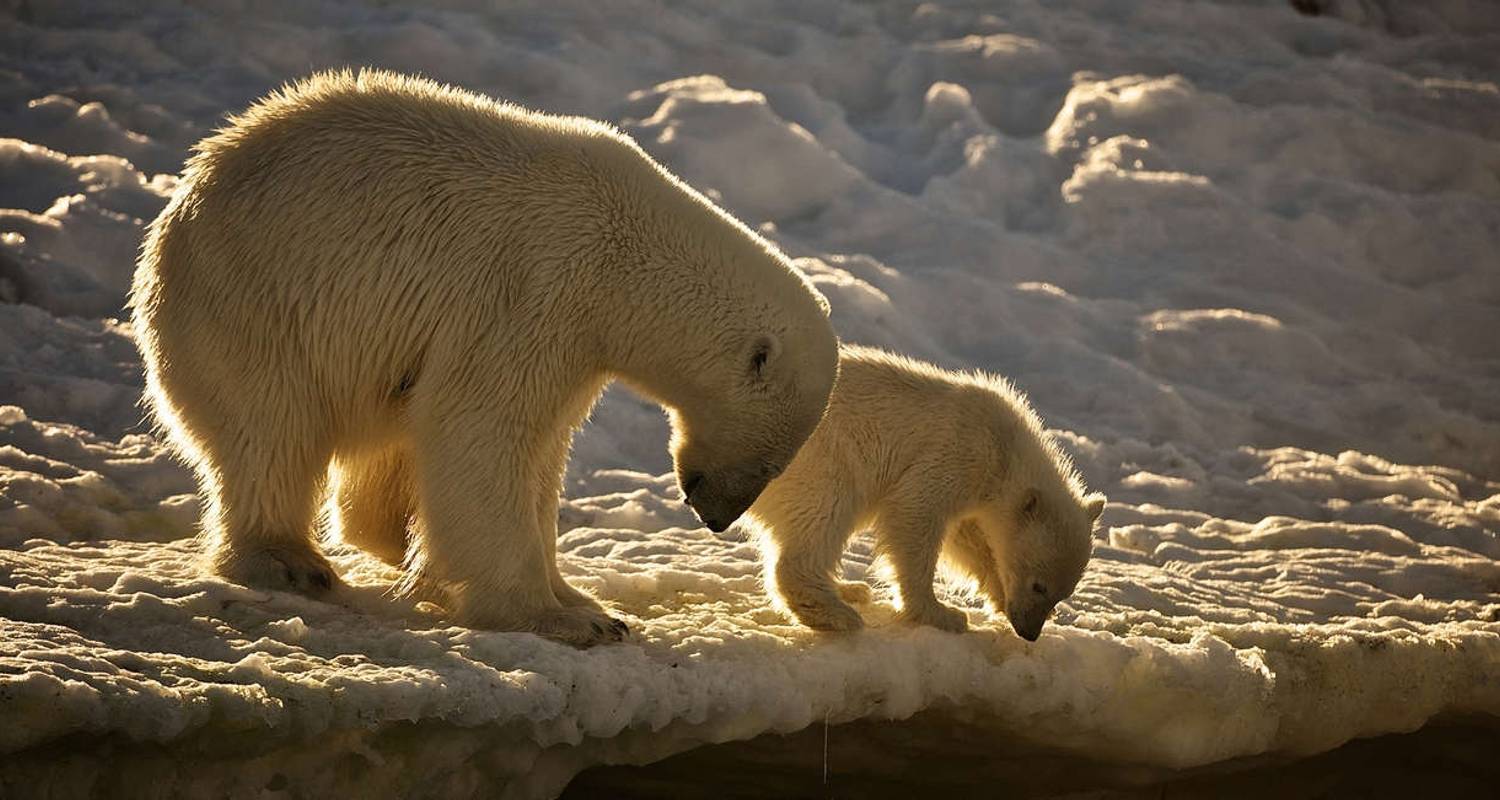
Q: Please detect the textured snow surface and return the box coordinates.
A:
[2,0,1499,797]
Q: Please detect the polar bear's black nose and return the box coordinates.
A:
[681,471,705,502]
[1011,618,1043,642]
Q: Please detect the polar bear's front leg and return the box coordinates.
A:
[409,405,625,647]
[532,436,615,613]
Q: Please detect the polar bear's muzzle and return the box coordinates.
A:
[681,469,766,533]
[1006,599,1051,642]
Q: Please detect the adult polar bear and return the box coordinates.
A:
[131,70,839,646]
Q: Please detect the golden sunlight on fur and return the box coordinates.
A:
[130,69,838,646]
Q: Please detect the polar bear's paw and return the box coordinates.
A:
[552,577,609,610]
[898,601,969,633]
[525,606,630,647]
[458,601,630,647]
[212,542,342,595]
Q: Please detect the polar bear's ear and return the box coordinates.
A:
[748,334,782,381]
[1084,493,1106,522]
[1019,489,1040,519]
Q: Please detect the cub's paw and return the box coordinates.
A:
[899,602,969,634]
[212,543,342,595]
[834,580,873,605]
[789,598,865,632]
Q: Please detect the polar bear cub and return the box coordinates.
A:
[747,345,1103,640]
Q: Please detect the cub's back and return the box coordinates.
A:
[779,347,992,490]
[827,345,994,432]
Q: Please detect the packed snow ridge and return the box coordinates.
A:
[2,0,1498,797]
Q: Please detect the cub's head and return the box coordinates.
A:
[671,314,838,532]
[955,488,1104,642]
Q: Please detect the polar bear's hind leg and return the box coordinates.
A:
[189,395,341,594]
[331,445,415,567]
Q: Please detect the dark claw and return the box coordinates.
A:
[311,570,332,591]
[609,618,629,637]
[283,566,297,585]
[590,621,604,635]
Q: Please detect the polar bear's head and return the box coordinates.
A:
[670,318,839,532]
[953,489,1103,641]
[591,141,840,532]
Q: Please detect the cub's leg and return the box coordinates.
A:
[331,444,414,567]
[759,489,864,632]
[944,519,1006,612]
[406,381,624,647]
[834,579,873,605]
[879,492,968,633]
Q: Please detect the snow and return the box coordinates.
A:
[1,0,1498,796]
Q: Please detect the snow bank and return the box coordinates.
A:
[3,506,1497,797]
[1,0,1497,796]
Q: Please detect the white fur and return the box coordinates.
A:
[130,69,838,646]
[748,345,1102,639]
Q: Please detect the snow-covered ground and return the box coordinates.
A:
[2,0,1498,796]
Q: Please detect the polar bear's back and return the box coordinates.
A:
[131,71,643,396]
[153,69,626,286]
[188,69,620,192]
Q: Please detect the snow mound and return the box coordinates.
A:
[624,76,866,222]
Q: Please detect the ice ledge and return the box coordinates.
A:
[2,534,1497,799]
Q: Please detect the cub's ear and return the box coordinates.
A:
[748,333,782,380]
[1084,493,1106,522]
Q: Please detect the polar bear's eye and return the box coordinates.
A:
[1032,582,1047,596]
